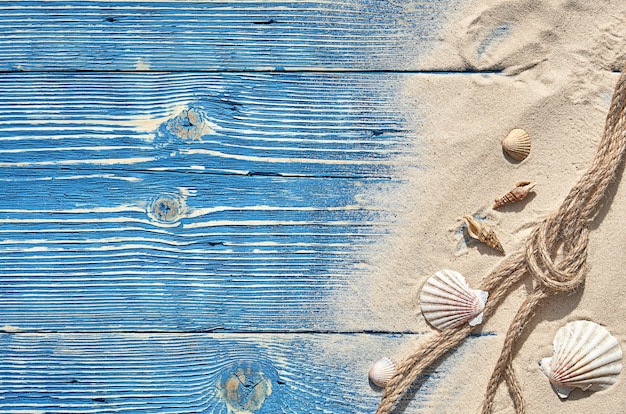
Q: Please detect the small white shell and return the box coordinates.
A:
[368,357,396,388]
[420,269,489,330]
[502,128,531,161]
[540,320,622,398]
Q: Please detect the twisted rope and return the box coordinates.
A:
[376,64,626,414]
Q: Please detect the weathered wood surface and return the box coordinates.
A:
[0,333,491,413]
[0,1,481,412]
[0,73,408,177]
[0,0,459,72]
[0,72,412,333]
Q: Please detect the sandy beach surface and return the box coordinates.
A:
[352,1,626,412]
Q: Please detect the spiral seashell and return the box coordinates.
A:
[368,357,396,388]
[493,181,537,209]
[502,128,531,161]
[462,215,505,254]
[420,269,489,330]
[539,320,622,399]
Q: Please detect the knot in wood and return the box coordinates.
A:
[167,108,215,143]
[148,193,186,224]
[217,361,275,414]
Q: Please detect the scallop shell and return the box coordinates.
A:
[368,357,396,388]
[539,320,622,399]
[502,128,531,161]
[462,215,505,254]
[420,269,489,330]
[493,181,537,209]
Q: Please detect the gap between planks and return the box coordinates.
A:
[0,69,507,74]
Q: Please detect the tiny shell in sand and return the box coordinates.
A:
[368,357,396,388]
[502,128,531,161]
[462,215,505,254]
[493,181,536,209]
[540,320,622,399]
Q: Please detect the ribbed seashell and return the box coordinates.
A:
[462,215,505,254]
[493,181,537,209]
[368,357,396,388]
[502,128,531,161]
[420,269,489,330]
[539,320,622,399]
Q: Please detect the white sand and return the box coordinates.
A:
[349,0,626,412]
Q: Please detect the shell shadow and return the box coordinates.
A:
[556,387,592,402]
[462,229,506,257]
[502,148,524,165]
[501,148,527,164]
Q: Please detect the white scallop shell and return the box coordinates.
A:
[419,269,489,330]
[539,320,622,398]
[368,357,396,388]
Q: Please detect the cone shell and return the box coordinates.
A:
[420,269,489,330]
[502,128,531,161]
[368,357,396,388]
[539,320,622,398]
[493,181,537,209]
[462,215,505,254]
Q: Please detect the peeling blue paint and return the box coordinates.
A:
[477,24,511,57]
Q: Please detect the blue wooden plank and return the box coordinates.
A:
[0,332,492,413]
[0,72,411,178]
[0,171,396,332]
[0,72,415,332]
[0,2,493,411]
[0,0,459,71]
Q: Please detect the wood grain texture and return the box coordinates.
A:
[0,332,492,413]
[0,2,479,412]
[0,72,412,332]
[0,0,459,72]
[0,171,390,332]
[0,72,409,177]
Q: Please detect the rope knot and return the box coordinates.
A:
[525,214,588,293]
